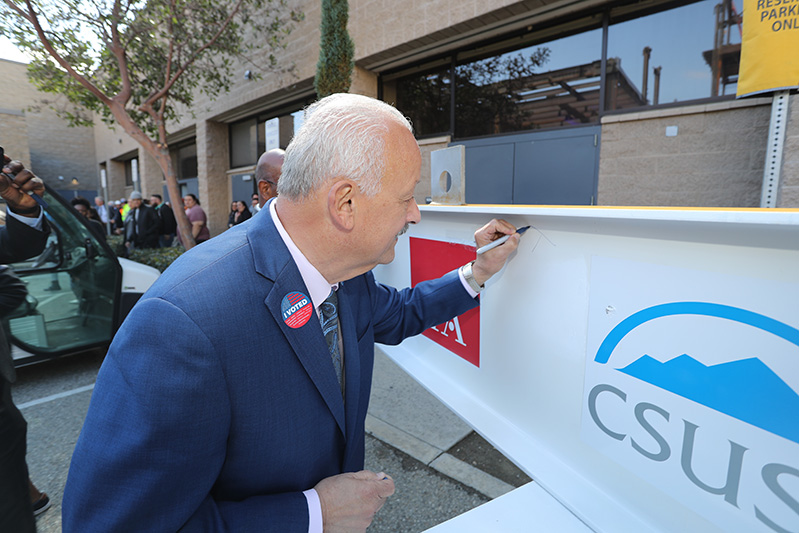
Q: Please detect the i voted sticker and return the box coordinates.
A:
[281,291,313,329]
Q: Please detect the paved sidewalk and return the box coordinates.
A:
[367,348,530,500]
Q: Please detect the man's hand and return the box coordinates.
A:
[1,155,45,217]
[472,218,521,286]
[315,470,395,533]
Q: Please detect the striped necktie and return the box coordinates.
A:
[320,289,343,392]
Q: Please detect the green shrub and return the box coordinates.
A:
[128,246,186,272]
[106,234,185,272]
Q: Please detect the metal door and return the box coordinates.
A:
[453,125,600,205]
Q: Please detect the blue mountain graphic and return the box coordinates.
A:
[617,354,799,445]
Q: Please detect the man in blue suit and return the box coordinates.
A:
[63,94,521,532]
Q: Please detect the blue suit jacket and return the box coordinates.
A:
[63,206,479,532]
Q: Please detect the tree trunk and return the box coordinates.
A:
[106,102,197,249]
[153,148,196,249]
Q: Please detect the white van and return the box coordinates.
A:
[2,187,160,367]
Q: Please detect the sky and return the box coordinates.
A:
[0,36,31,63]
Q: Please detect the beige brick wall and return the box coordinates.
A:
[0,111,31,165]
[779,93,799,208]
[598,100,772,207]
[93,118,140,167]
[0,58,98,192]
[175,0,523,128]
[349,0,521,59]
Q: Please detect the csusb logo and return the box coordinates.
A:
[583,302,799,533]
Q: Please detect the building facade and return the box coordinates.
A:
[0,58,99,200]
[15,0,799,238]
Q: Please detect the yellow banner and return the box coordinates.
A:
[737,0,799,97]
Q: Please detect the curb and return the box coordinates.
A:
[366,414,515,500]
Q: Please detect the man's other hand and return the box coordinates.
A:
[472,218,521,286]
[315,470,395,533]
[1,155,45,216]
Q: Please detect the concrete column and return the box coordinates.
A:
[107,159,127,202]
[138,148,163,199]
[350,65,378,98]
[196,119,230,237]
[778,93,799,207]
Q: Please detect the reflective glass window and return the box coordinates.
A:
[230,119,258,168]
[606,0,741,110]
[454,28,602,138]
[177,143,197,180]
[395,66,452,137]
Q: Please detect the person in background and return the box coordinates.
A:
[250,193,260,215]
[181,193,210,245]
[112,201,124,235]
[123,191,160,251]
[149,194,177,248]
[93,196,110,227]
[0,152,52,531]
[255,148,285,208]
[231,200,251,226]
[227,201,238,228]
[71,197,106,241]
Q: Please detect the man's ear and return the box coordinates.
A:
[256,181,271,205]
[327,180,356,231]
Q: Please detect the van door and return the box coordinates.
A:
[3,188,122,366]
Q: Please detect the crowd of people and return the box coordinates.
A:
[65,147,287,253]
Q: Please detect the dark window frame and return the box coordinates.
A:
[381,0,739,141]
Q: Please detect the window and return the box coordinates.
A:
[394,64,452,137]
[230,119,258,168]
[606,0,742,110]
[455,29,602,137]
[385,0,741,138]
[123,158,138,187]
[173,142,197,181]
[228,98,315,168]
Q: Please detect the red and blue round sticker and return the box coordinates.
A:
[281,291,313,328]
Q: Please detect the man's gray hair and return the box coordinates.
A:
[278,94,414,200]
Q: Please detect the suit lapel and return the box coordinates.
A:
[253,202,346,436]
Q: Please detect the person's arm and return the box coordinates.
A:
[0,266,27,318]
[369,219,520,345]
[62,297,315,532]
[192,220,205,239]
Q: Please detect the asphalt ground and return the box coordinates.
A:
[12,347,529,532]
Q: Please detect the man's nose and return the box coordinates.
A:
[407,200,421,225]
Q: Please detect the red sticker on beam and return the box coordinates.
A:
[410,237,480,367]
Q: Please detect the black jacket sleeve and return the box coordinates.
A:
[0,210,50,263]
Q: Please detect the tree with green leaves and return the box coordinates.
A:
[1,0,301,248]
[314,0,353,98]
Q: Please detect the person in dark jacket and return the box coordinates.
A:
[150,194,176,247]
[0,152,51,532]
[230,200,252,226]
[123,191,160,251]
[70,197,106,241]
